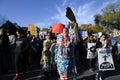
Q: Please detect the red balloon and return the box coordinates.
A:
[52,23,65,34]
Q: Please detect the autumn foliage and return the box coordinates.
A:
[80,24,103,34]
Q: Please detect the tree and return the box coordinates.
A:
[99,3,120,29]
[94,14,101,26]
[80,24,103,34]
[41,28,49,32]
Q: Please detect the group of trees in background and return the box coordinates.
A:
[80,24,103,34]
[94,3,120,30]
[77,3,120,34]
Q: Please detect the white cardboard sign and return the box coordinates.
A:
[87,43,96,59]
[98,48,115,71]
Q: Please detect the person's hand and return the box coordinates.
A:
[109,46,112,50]
[0,32,3,36]
[43,47,47,51]
[96,48,99,52]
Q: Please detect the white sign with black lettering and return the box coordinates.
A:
[98,48,115,71]
[87,43,96,59]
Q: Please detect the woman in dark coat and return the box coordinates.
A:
[13,30,28,80]
[0,29,10,74]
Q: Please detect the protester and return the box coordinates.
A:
[13,30,28,80]
[7,30,16,70]
[98,34,107,48]
[93,35,98,43]
[38,35,44,63]
[0,29,10,74]
[87,35,96,72]
[31,35,42,65]
[107,33,113,43]
[95,34,109,80]
[110,39,118,65]
[55,27,75,80]
[40,32,53,78]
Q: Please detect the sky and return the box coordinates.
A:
[0,0,120,29]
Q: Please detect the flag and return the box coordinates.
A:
[66,7,76,22]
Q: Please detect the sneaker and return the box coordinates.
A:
[13,74,19,80]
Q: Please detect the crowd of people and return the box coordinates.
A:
[0,24,119,80]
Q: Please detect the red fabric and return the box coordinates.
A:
[52,23,65,34]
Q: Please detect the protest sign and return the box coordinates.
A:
[98,32,102,38]
[111,39,117,46]
[28,23,37,36]
[98,48,115,71]
[87,43,96,59]
[117,44,120,50]
[79,31,88,40]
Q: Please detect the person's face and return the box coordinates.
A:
[16,31,21,37]
[101,35,105,40]
[0,31,3,36]
[46,33,51,39]
[49,27,52,32]
[109,33,112,37]
[93,36,97,40]
[7,32,10,35]
[32,36,36,39]
[27,33,30,37]
[89,36,93,40]
[63,28,68,36]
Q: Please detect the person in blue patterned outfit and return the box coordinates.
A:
[55,27,75,80]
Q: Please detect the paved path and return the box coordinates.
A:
[0,64,120,80]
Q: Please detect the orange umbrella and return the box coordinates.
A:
[52,23,65,34]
